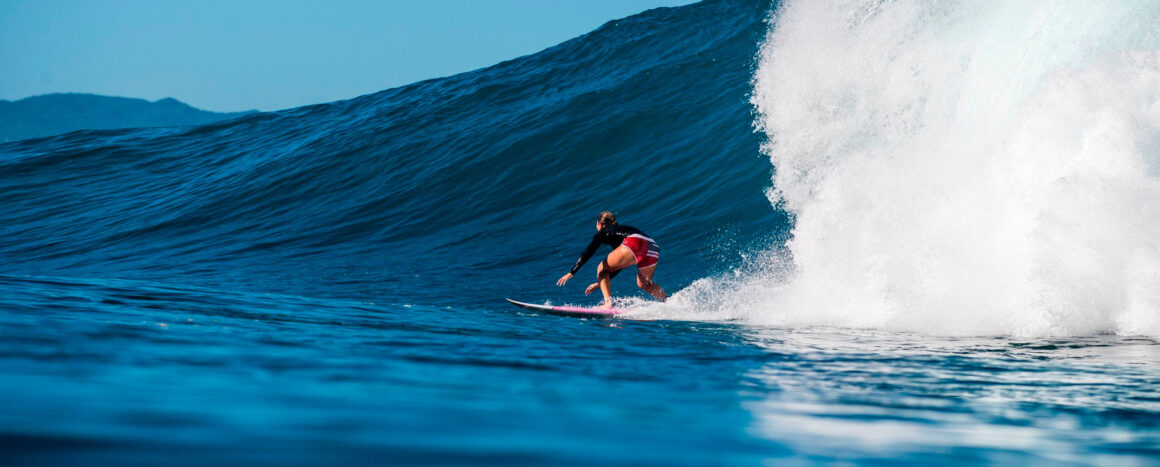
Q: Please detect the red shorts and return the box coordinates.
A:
[621,234,660,269]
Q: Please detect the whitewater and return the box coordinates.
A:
[1,0,1158,465]
[663,0,1160,338]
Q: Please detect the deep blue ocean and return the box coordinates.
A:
[3,0,1160,465]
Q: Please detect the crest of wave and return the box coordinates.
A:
[686,0,1160,336]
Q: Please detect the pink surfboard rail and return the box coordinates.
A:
[506,298,627,318]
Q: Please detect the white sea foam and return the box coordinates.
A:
[719,0,1160,336]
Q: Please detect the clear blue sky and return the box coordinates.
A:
[0,0,695,112]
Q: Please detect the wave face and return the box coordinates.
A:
[743,0,1160,336]
[0,0,784,305]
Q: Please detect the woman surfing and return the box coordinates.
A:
[556,211,668,309]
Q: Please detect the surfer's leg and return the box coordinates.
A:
[597,246,637,309]
[586,268,621,295]
[636,264,667,301]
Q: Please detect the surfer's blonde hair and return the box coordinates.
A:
[597,211,617,227]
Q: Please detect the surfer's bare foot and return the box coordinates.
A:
[601,300,614,310]
[585,282,600,295]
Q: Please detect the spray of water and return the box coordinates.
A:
[688,0,1160,336]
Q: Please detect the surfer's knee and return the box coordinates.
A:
[637,276,653,289]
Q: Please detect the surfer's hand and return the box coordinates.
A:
[557,273,573,286]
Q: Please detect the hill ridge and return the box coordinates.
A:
[0,93,257,142]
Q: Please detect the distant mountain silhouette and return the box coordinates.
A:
[0,93,257,142]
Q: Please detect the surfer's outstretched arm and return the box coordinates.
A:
[558,235,602,286]
[556,273,573,286]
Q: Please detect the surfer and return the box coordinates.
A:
[556,211,667,309]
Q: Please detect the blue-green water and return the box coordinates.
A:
[3,0,1159,464]
[4,275,1158,465]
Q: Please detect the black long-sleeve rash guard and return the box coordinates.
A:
[568,224,650,275]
